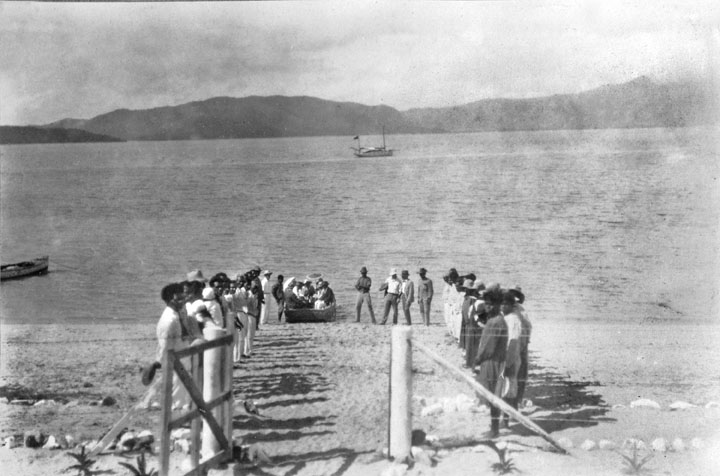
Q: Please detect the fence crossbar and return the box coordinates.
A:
[172,356,229,450]
[413,340,569,455]
[174,334,233,359]
[169,390,233,430]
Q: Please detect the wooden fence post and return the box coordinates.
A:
[159,344,175,476]
[202,327,225,459]
[389,326,412,461]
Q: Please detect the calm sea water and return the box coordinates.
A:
[1,127,718,324]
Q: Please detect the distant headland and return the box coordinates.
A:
[0,126,124,145]
[1,76,715,144]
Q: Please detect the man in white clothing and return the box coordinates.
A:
[400,270,414,325]
[380,269,403,325]
[144,283,191,410]
[259,270,272,326]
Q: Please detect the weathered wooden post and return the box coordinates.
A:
[389,326,412,461]
[202,327,225,459]
[223,321,234,449]
[158,344,175,476]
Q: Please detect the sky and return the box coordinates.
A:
[1,0,718,125]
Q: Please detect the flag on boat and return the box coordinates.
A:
[353,136,359,140]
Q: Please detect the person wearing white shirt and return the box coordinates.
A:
[143,283,191,410]
[380,269,403,325]
[259,270,272,326]
[400,270,414,325]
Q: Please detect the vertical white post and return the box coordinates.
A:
[202,328,224,459]
[389,326,412,461]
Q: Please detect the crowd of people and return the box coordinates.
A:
[150,263,530,437]
[354,266,434,325]
[281,276,336,311]
[442,268,532,437]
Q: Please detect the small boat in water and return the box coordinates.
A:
[1,256,49,281]
[351,127,393,157]
[285,302,337,323]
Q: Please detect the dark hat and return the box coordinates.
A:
[253,265,262,272]
[508,286,525,304]
[360,266,368,274]
[501,290,518,305]
[418,267,427,274]
[401,269,409,278]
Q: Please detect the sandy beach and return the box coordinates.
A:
[1,313,719,476]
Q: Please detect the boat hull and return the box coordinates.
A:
[285,303,337,323]
[354,149,393,158]
[1,256,49,281]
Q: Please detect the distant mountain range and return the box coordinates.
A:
[2,76,715,144]
[0,126,123,145]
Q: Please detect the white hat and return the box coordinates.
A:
[263,270,272,276]
[202,288,215,300]
[186,269,207,282]
[389,268,398,276]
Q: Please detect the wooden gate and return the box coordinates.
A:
[159,330,234,476]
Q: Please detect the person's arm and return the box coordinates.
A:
[428,279,434,299]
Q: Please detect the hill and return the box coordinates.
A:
[57,96,435,141]
[37,77,716,141]
[403,76,716,131]
[0,126,124,145]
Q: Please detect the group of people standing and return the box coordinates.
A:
[354,266,434,325]
[442,268,532,437]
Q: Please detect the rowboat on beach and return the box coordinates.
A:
[285,303,337,323]
[1,256,49,281]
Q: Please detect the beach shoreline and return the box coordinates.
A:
[1,318,719,475]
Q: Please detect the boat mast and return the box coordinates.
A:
[382,126,386,149]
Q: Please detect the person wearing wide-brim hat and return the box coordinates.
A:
[355,266,376,324]
[473,284,508,438]
[400,270,414,325]
[417,267,434,326]
[380,268,403,325]
[458,278,475,350]
[186,269,208,284]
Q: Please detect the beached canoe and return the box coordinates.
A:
[285,303,337,323]
[1,256,49,281]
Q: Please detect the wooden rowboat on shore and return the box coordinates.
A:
[1,256,49,281]
[285,303,337,323]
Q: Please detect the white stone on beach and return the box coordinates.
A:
[171,428,192,440]
[580,440,597,451]
[4,436,18,449]
[119,431,137,450]
[381,463,408,476]
[651,438,668,452]
[425,434,439,444]
[420,402,443,417]
[669,401,696,410]
[557,437,574,449]
[42,435,61,450]
[630,399,661,409]
[598,440,616,450]
[671,438,685,451]
[33,399,58,407]
[411,446,433,466]
[622,438,647,451]
[63,435,75,449]
[690,438,704,449]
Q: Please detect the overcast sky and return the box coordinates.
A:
[1,1,717,125]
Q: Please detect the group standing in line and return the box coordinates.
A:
[442,268,532,438]
[355,266,434,326]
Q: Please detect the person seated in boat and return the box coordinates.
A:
[284,278,311,309]
[314,280,335,309]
